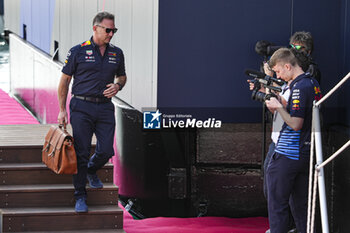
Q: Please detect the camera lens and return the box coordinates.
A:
[251,90,266,103]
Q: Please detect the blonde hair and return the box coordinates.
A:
[268,48,298,68]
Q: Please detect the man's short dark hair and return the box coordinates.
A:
[93,12,115,26]
[290,31,314,54]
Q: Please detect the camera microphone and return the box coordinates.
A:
[268,76,286,86]
[245,69,286,86]
[256,78,282,92]
[256,81,282,92]
[245,69,266,79]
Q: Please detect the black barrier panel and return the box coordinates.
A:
[158,0,348,127]
[158,0,291,123]
[114,98,269,218]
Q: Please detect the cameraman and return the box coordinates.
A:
[265,48,321,233]
[248,31,319,196]
[248,31,319,233]
[289,31,321,84]
[247,63,290,199]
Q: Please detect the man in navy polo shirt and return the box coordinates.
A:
[265,48,321,233]
[57,11,127,213]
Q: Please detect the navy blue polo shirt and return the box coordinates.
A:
[62,37,126,97]
[275,73,322,159]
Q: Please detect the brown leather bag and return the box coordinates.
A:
[42,125,77,174]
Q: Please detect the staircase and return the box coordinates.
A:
[0,125,124,232]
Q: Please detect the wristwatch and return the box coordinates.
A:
[116,82,123,91]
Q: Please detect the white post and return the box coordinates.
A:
[313,103,329,233]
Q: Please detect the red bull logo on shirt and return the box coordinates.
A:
[292,104,300,110]
[314,87,322,101]
[314,86,321,94]
[81,40,91,47]
[292,99,300,110]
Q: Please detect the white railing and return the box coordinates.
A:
[307,72,350,233]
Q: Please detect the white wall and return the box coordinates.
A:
[52,0,158,110]
[9,33,63,124]
[5,0,158,111]
[4,0,21,35]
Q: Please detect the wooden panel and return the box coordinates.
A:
[2,206,123,231]
[0,184,118,208]
[0,147,43,163]
[0,124,96,147]
[0,124,124,232]
[0,163,113,185]
[0,146,96,164]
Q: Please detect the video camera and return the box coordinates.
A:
[255,40,284,61]
[245,69,286,102]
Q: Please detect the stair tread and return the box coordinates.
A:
[0,124,96,147]
[0,183,118,192]
[0,162,113,169]
[1,205,123,215]
[0,163,47,169]
[0,126,122,231]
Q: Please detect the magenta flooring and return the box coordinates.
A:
[0,89,39,124]
[121,203,269,233]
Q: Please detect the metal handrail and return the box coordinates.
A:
[307,71,350,233]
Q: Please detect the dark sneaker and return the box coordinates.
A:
[87,173,103,188]
[75,197,88,213]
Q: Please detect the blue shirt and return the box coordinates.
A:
[62,37,126,97]
[275,73,322,159]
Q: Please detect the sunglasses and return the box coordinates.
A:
[290,44,305,50]
[96,25,118,34]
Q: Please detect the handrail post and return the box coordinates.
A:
[313,102,329,233]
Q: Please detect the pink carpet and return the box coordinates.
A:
[0,89,39,124]
[121,204,269,233]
